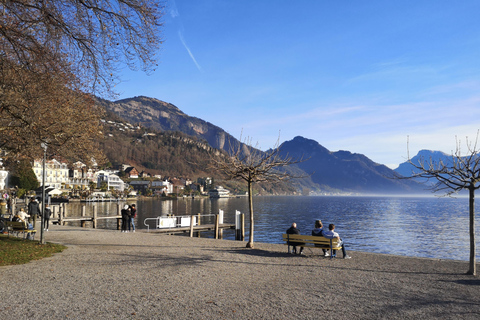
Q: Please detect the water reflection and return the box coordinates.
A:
[62,196,479,261]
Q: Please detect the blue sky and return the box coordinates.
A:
[116,1,480,168]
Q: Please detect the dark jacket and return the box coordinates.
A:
[28,201,41,217]
[44,207,52,219]
[286,226,304,246]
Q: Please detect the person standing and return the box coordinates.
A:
[322,223,351,259]
[121,204,130,233]
[286,222,304,255]
[27,197,41,226]
[129,204,136,233]
[44,204,52,231]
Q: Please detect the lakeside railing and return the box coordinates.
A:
[143,210,245,240]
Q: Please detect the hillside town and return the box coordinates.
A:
[0,157,214,200]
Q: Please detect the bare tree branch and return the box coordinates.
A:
[209,133,307,248]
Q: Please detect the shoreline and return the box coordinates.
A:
[1,225,479,319]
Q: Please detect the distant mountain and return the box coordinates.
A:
[99,96,427,194]
[98,96,237,152]
[279,136,426,194]
[395,149,451,177]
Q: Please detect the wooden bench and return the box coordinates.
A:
[282,234,342,259]
[5,221,37,240]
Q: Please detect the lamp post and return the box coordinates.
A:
[40,142,47,244]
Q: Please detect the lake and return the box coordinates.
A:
[64,196,479,261]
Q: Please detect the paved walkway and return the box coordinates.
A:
[1,225,479,319]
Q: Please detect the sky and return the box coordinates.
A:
[115,1,480,169]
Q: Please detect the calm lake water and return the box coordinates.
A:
[61,196,479,261]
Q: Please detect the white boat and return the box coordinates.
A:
[208,186,231,198]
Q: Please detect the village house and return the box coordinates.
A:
[96,171,125,191]
[124,167,139,178]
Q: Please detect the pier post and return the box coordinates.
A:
[93,205,97,229]
[241,213,245,241]
[59,204,65,225]
[235,210,245,241]
[189,215,195,237]
[218,209,224,239]
[81,206,86,227]
[116,203,121,230]
[197,213,201,237]
[214,214,219,239]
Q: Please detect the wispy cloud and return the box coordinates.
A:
[169,0,179,18]
[178,31,203,72]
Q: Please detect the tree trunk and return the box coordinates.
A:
[467,187,476,275]
[246,180,254,248]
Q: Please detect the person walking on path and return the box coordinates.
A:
[27,197,41,226]
[322,223,351,259]
[286,222,305,255]
[311,219,329,257]
[129,204,136,232]
[43,204,52,231]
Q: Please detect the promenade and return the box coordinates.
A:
[1,225,479,319]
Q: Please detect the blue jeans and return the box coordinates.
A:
[128,218,135,231]
[332,240,348,257]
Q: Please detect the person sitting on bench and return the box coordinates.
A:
[14,208,34,239]
[322,223,351,259]
[311,220,329,257]
[286,222,304,255]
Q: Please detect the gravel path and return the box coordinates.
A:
[1,225,479,319]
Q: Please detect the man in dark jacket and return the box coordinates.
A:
[27,197,41,226]
[286,222,304,255]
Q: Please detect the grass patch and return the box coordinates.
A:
[0,234,67,266]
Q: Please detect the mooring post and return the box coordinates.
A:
[235,210,243,241]
[241,213,245,241]
[214,214,219,239]
[117,203,121,230]
[218,209,224,239]
[189,215,195,237]
[93,205,97,229]
[197,213,201,237]
[81,205,86,227]
[59,203,64,226]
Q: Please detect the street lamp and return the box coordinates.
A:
[40,142,47,244]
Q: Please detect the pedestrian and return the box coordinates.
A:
[44,204,52,231]
[121,204,130,233]
[27,197,40,224]
[129,204,136,232]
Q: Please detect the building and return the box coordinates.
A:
[96,171,125,191]
[152,180,173,194]
[0,159,8,190]
[33,158,70,190]
[129,180,151,193]
[124,167,139,178]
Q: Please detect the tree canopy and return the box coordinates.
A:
[0,0,164,162]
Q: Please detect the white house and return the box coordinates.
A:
[152,180,173,194]
[96,171,125,191]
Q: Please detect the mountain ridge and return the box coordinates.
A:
[100,96,426,195]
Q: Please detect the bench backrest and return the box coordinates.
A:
[282,233,342,249]
[6,221,28,230]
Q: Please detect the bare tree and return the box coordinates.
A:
[0,0,164,161]
[0,0,164,94]
[210,135,305,249]
[402,134,480,275]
